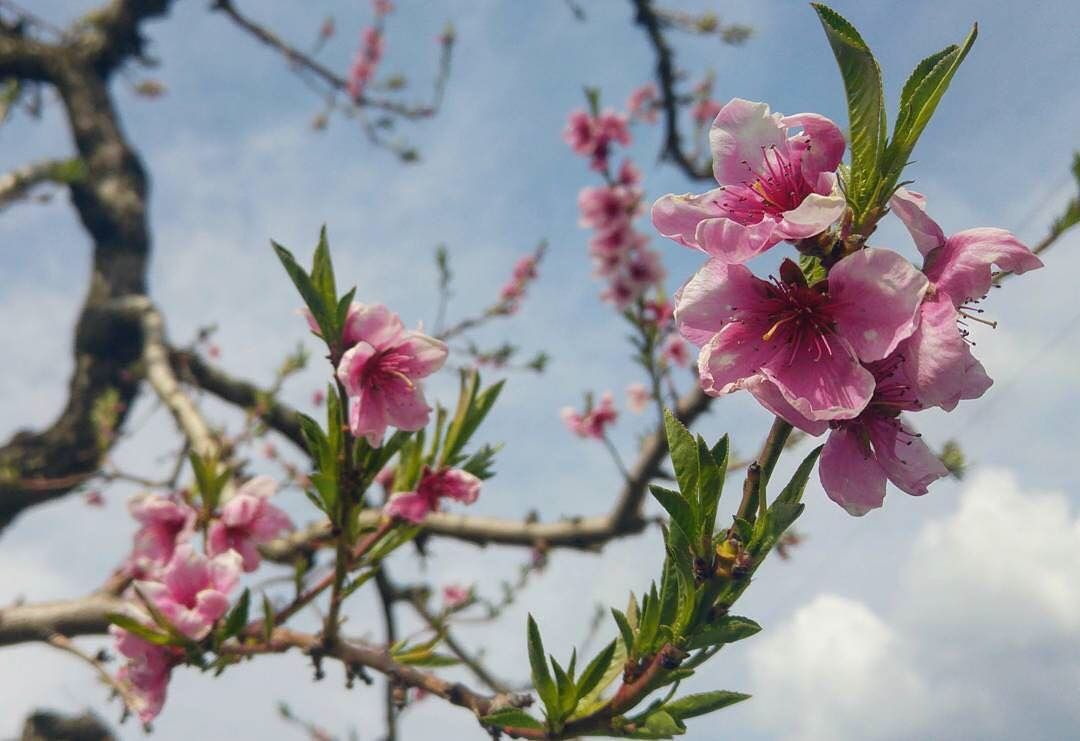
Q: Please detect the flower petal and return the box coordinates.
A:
[236,474,276,500]
[350,391,388,447]
[709,99,785,185]
[900,294,992,411]
[829,247,929,361]
[651,189,725,249]
[343,303,405,350]
[384,491,432,523]
[743,375,829,436]
[674,260,765,346]
[336,341,377,396]
[383,383,432,432]
[397,332,449,378]
[760,336,875,421]
[819,425,887,516]
[695,216,780,263]
[781,112,846,178]
[926,228,1043,304]
[775,191,846,240]
[867,417,948,496]
[697,320,779,396]
[889,187,945,256]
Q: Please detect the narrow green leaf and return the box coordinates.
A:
[341,570,376,600]
[576,640,617,701]
[397,652,460,667]
[812,3,887,212]
[309,225,337,314]
[886,24,977,186]
[775,446,824,507]
[664,410,699,508]
[271,240,333,341]
[552,656,576,717]
[639,710,684,737]
[527,615,560,718]
[261,594,275,644]
[611,608,635,653]
[636,582,662,654]
[657,551,680,632]
[106,614,172,646]
[219,588,250,640]
[686,616,762,650]
[696,435,723,547]
[665,690,751,720]
[481,708,545,731]
[650,485,697,553]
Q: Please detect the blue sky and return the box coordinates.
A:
[1,1,1079,739]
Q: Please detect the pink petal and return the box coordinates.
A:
[220,494,261,528]
[384,491,432,523]
[162,545,210,607]
[695,216,780,263]
[250,502,293,541]
[697,320,779,396]
[760,336,875,421]
[343,303,405,350]
[775,191,846,240]
[709,99,786,185]
[651,189,725,249]
[382,382,432,433]
[866,417,948,497]
[336,341,377,396]
[781,112,846,178]
[829,247,928,362]
[674,260,765,346]
[208,550,242,594]
[350,391,388,447]
[206,521,229,559]
[396,332,449,378]
[194,589,232,630]
[900,295,992,411]
[743,376,829,436]
[439,469,481,504]
[926,228,1043,305]
[889,187,945,256]
[819,426,887,516]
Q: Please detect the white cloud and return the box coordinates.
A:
[746,468,1080,741]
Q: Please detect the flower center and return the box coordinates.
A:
[756,277,837,364]
[366,349,414,392]
[718,145,810,224]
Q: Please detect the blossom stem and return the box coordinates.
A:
[601,434,631,482]
[735,417,793,522]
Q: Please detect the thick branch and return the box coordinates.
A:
[169,348,306,450]
[0,594,121,647]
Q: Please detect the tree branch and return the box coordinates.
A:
[0,158,82,209]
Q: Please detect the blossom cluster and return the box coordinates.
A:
[345,1,394,100]
[653,98,1042,514]
[565,105,667,310]
[497,249,543,315]
[561,391,618,439]
[114,477,292,722]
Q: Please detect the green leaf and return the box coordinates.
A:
[309,225,337,313]
[341,570,376,600]
[397,652,460,667]
[696,435,724,547]
[813,3,886,213]
[272,240,334,343]
[657,551,680,632]
[686,616,762,650]
[650,486,696,553]
[261,594,275,644]
[664,410,699,511]
[219,588,250,641]
[481,708,545,731]
[635,582,662,654]
[527,615,560,719]
[775,446,823,507]
[551,656,576,717]
[106,614,172,646]
[665,690,751,720]
[637,710,685,737]
[885,25,977,188]
[798,254,827,286]
[576,640,617,701]
[611,608,635,653]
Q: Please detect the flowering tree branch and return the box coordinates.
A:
[0,157,83,210]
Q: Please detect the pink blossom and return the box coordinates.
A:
[617,159,643,187]
[312,389,326,407]
[346,27,385,99]
[653,98,847,263]
[561,392,618,439]
[626,382,651,413]
[676,249,928,421]
[752,354,947,515]
[207,476,293,572]
[111,627,178,724]
[135,545,242,640]
[578,185,636,230]
[627,84,659,124]
[563,109,632,171]
[661,333,690,367]
[643,298,674,327]
[384,467,481,523]
[442,584,471,609]
[128,494,197,576]
[372,0,394,16]
[84,490,105,507]
[890,188,1043,409]
[336,303,448,447]
[375,465,396,492]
